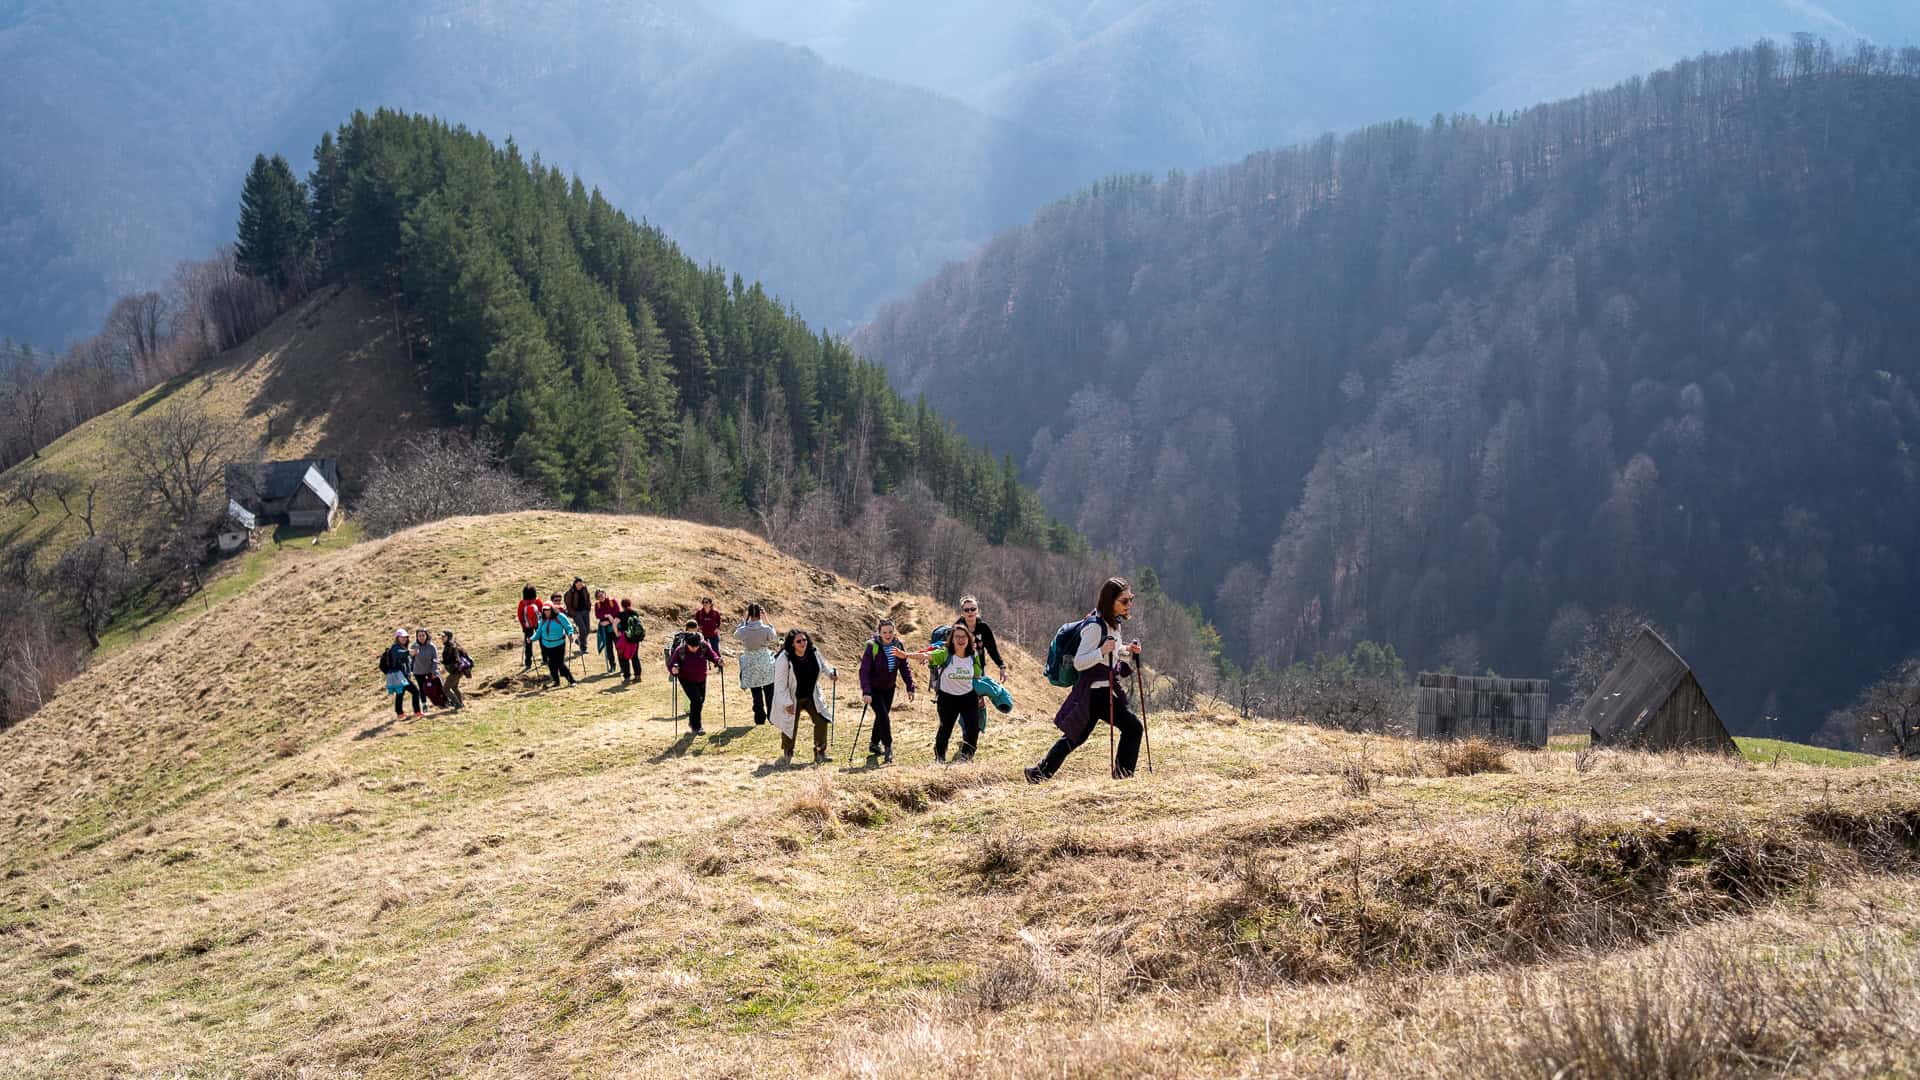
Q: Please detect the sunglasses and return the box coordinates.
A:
[961,607,977,613]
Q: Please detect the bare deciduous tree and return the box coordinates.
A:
[356,430,549,537]
[1821,657,1920,757]
[113,397,257,526]
[106,291,171,385]
[41,470,79,518]
[49,536,140,648]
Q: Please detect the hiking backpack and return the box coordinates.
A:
[926,624,952,680]
[455,648,474,676]
[1043,615,1106,688]
[620,612,645,644]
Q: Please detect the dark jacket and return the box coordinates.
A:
[381,643,414,679]
[961,619,1005,669]
[565,584,591,614]
[693,607,723,640]
[858,637,917,696]
[669,639,723,683]
[1052,657,1135,743]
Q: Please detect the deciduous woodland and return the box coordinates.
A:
[856,41,1920,736]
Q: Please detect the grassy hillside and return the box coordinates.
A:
[1,512,1917,1076]
[0,283,419,571]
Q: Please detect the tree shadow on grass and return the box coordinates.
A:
[354,715,400,740]
[704,725,761,749]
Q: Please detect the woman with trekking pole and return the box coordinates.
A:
[733,603,778,726]
[856,617,916,763]
[536,602,578,688]
[668,621,723,737]
[770,628,836,766]
[1025,577,1144,782]
[516,585,541,671]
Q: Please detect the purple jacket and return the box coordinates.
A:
[669,640,722,683]
[1053,658,1135,743]
[858,637,917,696]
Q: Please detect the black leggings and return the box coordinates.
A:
[1036,685,1142,778]
[542,644,576,687]
[935,690,980,762]
[684,680,708,732]
[619,652,642,681]
[393,681,421,715]
[522,628,535,668]
[749,685,773,725]
[867,685,897,753]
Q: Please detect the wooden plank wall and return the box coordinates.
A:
[1417,674,1551,747]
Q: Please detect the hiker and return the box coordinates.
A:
[926,623,984,764]
[733,602,779,726]
[381,628,422,718]
[771,628,837,765]
[857,618,916,763]
[536,602,578,688]
[1027,577,1143,783]
[955,596,1009,683]
[594,588,620,673]
[412,626,447,710]
[565,578,592,655]
[615,599,646,683]
[516,585,541,671]
[440,629,471,711]
[668,621,724,736]
[694,596,723,652]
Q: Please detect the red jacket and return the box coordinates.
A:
[517,599,541,631]
[693,607,722,639]
[669,640,722,683]
[594,598,620,624]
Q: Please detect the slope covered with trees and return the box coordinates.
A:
[855,41,1920,737]
[242,108,1066,550]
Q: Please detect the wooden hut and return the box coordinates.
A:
[1576,626,1736,753]
[226,459,340,531]
[1417,674,1551,747]
[216,499,258,555]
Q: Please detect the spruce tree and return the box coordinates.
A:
[235,153,312,293]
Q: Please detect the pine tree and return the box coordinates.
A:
[235,153,313,293]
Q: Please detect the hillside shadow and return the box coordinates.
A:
[354,715,401,740]
[704,725,759,748]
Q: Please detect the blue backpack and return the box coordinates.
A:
[926,624,953,680]
[1043,615,1105,688]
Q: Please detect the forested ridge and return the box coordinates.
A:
[264,109,1064,549]
[855,40,1920,737]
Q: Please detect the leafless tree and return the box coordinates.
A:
[0,592,82,731]
[1822,657,1920,757]
[1554,605,1660,715]
[0,368,55,461]
[356,430,549,537]
[113,397,257,526]
[49,536,140,648]
[107,290,171,385]
[41,470,80,518]
[4,471,42,517]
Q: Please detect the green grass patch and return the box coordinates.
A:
[1734,737,1879,768]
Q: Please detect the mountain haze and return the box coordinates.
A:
[854,43,1920,738]
[0,0,1102,346]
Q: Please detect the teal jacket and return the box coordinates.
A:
[535,612,576,648]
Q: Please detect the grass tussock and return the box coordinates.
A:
[862,763,1002,813]
[1149,804,1919,987]
[1464,933,1920,1079]
[1430,737,1510,776]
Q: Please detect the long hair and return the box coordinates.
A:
[522,584,537,602]
[780,628,820,676]
[1095,577,1131,628]
[746,602,763,621]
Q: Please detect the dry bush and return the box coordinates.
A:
[356,430,548,537]
[779,778,842,837]
[1431,737,1510,777]
[1465,934,1920,1079]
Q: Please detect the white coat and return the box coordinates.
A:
[770,648,836,739]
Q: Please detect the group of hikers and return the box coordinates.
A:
[380,575,1148,778]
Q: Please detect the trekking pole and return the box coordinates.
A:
[1108,669,1118,777]
[1136,662,1153,775]
[849,701,869,764]
[721,651,729,729]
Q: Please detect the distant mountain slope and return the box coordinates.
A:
[711,1,1918,176]
[0,0,1104,346]
[854,45,1920,738]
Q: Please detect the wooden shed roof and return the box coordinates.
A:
[1575,626,1732,750]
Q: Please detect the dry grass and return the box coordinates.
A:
[1,513,1918,1077]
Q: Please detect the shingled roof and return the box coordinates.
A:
[1576,626,1736,753]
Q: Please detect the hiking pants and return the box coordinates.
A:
[542,644,576,687]
[684,679,708,733]
[620,653,642,681]
[1036,686,1141,779]
[393,680,422,715]
[444,671,465,709]
[750,685,773,725]
[571,610,590,653]
[780,699,829,756]
[867,685,897,754]
[522,628,535,668]
[935,689,980,762]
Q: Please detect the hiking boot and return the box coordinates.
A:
[1024,766,1046,785]
[867,745,882,757]
[412,711,424,720]
[777,754,792,768]
[813,751,832,764]
[883,748,894,765]
[1112,767,1135,780]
